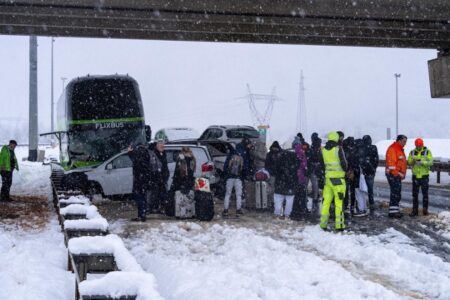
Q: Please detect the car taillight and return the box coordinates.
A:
[201,163,214,172]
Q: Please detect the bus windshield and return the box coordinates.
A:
[68,128,146,162]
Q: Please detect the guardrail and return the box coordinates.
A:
[50,169,160,300]
[378,159,450,184]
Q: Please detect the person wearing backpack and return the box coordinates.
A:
[222,144,245,216]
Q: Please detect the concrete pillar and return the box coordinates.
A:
[28,36,38,161]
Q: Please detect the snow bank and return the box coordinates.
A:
[8,146,52,197]
[434,212,450,240]
[297,226,450,299]
[59,195,91,206]
[64,217,109,232]
[68,235,142,272]
[79,271,163,300]
[376,139,450,161]
[0,219,74,299]
[60,204,100,218]
[125,222,400,300]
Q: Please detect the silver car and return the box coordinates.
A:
[85,144,217,197]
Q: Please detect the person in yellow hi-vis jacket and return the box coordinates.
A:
[407,138,433,216]
[319,132,348,231]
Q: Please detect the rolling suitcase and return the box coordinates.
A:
[255,181,268,209]
[194,178,214,221]
[194,190,214,221]
[175,191,195,218]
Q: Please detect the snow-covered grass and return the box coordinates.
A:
[0,219,74,299]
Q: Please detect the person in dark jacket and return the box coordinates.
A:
[0,140,18,202]
[273,149,300,219]
[265,141,282,177]
[240,137,255,180]
[308,134,324,212]
[128,143,151,221]
[343,137,359,214]
[222,144,245,216]
[148,139,169,214]
[359,135,379,210]
[265,141,282,210]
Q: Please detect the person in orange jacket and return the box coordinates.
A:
[385,134,408,218]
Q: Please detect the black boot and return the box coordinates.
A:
[409,208,418,217]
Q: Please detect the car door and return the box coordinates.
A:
[100,153,133,196]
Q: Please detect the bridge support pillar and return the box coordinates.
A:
[428,51,450,98]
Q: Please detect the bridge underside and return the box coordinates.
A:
[1,0,449,50]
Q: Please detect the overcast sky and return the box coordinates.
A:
[0,35,448,145]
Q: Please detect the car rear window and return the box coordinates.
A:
[226,128,259,139]
[166,147,209,174]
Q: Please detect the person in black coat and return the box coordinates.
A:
[273,149,299,218]
[359,135,379,209]
[307,134,324,211]
[265,141,282,177]
[343,137,359,214]
[148,140,169,214]
[128,143,151,222]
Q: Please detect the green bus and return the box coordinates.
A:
[56,74,150,170]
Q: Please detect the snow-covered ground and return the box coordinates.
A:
[0,145,73,300]
[2,145,450,300]
[0,219,74,299]
[109,220,450,300]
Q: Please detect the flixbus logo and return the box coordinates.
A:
[95,122,125,130]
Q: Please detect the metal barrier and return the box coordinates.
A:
[378,159,450,184]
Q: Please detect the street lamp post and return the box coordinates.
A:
[51,37,54,132]
[394,73,401,137]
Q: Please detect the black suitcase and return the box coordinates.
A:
[194,190,215,221]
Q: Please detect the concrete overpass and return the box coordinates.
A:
[1,0,449,98]
[1,0,449,50]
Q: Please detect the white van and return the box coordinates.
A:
[154,127,199,143]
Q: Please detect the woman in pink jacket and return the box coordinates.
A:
[290,136,309,219]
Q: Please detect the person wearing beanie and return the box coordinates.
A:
[0,140,19,202]
[337,131,345,146]
[407,138,433,216]
[265,141,283,210]
[319,132,348,231]
[385,134,408,218]
[359,135,379,211]
[308,133,324,213]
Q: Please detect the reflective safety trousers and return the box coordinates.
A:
[320,177,346,230]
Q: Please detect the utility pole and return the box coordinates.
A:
[296,70,307,137]
[394,73,401,137]
[51,37,55,132]
[28,36,38,161]
[240,85,282,145]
